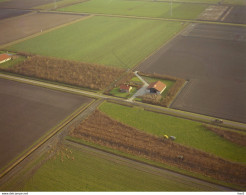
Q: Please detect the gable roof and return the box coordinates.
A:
[120,84,131,90]
[0,53,11,62]
[147,81,166,92]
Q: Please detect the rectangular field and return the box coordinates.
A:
[0,78,92,170]
[12,144,218,191]
[138,23,246,123]
[7,16,184,68]
[0,12,84,46]
[59,0,207,20]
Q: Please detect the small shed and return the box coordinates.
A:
[147,81,166,94]
[119,84,132,93]
[0,53,11,64]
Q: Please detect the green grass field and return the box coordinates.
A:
[59,0,207,19]
[99,102,246,163]
[8,16,184,68]
[21,144,205,191]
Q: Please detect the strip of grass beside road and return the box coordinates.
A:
[7,16,184,68]
[99,102,246,163]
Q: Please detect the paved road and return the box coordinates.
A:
[1,73,246,132]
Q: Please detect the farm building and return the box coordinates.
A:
[120,84,132,93]
[147,81,166,94]
[0,53,11,64]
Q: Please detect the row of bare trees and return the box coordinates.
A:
[2,55,127,90]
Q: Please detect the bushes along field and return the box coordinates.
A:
[203,124,246,147]
[2,55,127,90]
[71,110,246,185]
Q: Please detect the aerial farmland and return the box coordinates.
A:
[0,0,246,192]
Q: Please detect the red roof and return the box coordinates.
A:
[120,84,131,90]
[0,53,11,62]
[147,81,166,92]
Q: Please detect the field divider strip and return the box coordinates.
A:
[0,14,94,49]
[0,98,98,179]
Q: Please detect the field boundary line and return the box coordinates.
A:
[0,14,94,49]
[0,98,97,179]
[133,22,189,71]
[167,80,189,108]
[0,10,37,23]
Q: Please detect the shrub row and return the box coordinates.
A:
[203,124,246,147]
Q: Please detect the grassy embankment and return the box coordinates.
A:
[7,16,184,68]
[99,102,246,163]
[59,0,207,19]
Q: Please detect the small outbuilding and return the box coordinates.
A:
[0,53,11,64]
[147,81,166,94]
[119,84,132,93]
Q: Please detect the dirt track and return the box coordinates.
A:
[0,12,84,45]
[0,78,92,169]
[137,23,246,123]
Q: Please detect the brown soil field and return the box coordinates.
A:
[203,125,246,147]
[223,6,246,24]
[0,12,83,45]
[0,0,59,9]
[0,78,92,170]
[2,55,127,91]
[137,23,246,123]
[71,110,246,186]
[0,8,30,20]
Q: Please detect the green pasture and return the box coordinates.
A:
[223,0,246,5]
[21,145,201,191]
[99,102,246,163]
[59,0,207,20]
[8,16,184,68]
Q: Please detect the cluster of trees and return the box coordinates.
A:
[203,124,246,147]
[139,72,186,107]
[71,110,246,185]
[4,55,126,90]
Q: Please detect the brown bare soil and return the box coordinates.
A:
[71,110,246,186]
[138,72,185,107]
[0,78,92,169]
[0,12,83,45]
[2,55,127,90]
[203,125,246,147]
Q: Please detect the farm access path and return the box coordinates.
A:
[1,73,246,133]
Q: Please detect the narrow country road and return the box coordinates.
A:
[1,73,246,131]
